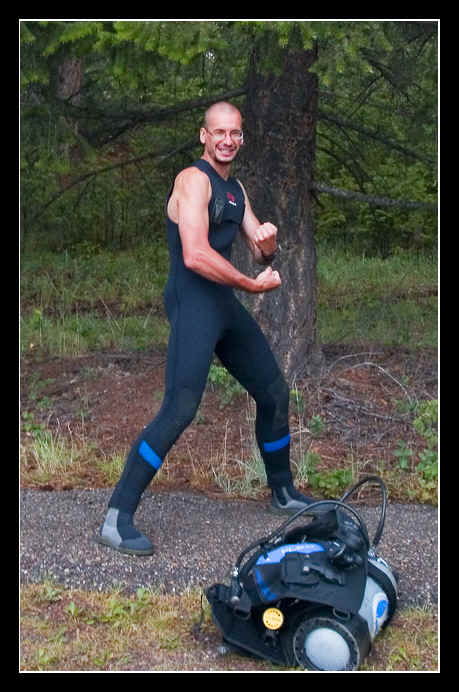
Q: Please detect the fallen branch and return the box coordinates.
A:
[339,361,414,405]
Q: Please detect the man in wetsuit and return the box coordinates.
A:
[96,102,316,555]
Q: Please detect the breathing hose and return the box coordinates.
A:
[338,475,387,548]
[235,475,388,579]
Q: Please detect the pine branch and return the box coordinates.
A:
[318,110,435,166]
[312,181,436,211]
[27,137,199,229]
[58,81,434,170]
[64,87,248,146]
[68,92,434,170]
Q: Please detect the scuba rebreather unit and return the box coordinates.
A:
[205,476,398,671]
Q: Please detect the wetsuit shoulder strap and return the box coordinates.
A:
[191,159,227,226]
[191,158,216,178]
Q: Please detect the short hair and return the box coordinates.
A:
[203,102,242,128]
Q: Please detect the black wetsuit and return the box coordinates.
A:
[109,159,292,516]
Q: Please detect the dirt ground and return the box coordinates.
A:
[20,343,438,498]
[20,344,438,671]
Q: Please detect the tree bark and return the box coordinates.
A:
[55,57,83,105]
[233,47,324,384]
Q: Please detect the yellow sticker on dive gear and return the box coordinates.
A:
[262,607,284,630]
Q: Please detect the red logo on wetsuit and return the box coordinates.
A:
[226,192,237,206]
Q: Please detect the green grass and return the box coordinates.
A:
[21,244,169,314]
[20,242,438,357]
[316,245,437,348]
[20,242,438,671]
[20,244,170,356]
[20,581,438,672]
[21,310,170,356]
[20,241,438,504]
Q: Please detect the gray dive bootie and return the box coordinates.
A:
[95,508,154,555]
[270,484,318,515]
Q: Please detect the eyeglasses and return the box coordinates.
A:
[204,128,244,143]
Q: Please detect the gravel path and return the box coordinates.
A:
[20,488,438,609]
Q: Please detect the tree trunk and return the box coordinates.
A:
[233,47,324,384]
[53,57,85,190]
[55,57,83,105]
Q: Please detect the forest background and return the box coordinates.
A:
[20,18,439,502]
[20,20,437,254]
[20,20,438,671]
[20,19,438,359]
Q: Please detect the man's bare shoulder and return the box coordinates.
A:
[168,166,211,222]
[174,165,210,197]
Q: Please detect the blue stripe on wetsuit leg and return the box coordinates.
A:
[263,433,291,453]
[138,440,163,470]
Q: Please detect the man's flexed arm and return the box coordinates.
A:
[238,181,278,264]
[174,168,280,294]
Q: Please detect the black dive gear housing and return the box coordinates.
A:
[205,476,398,671]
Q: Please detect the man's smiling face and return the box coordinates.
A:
[200,104,244,169]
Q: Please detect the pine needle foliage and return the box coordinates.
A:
[20,20,437,254]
